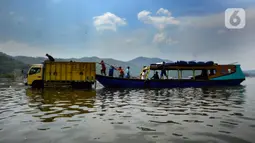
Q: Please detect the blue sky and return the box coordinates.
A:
[0,0,255,69]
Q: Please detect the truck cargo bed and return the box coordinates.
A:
[43,62,96,83]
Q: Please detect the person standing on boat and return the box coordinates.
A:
[125,66,130,78]
[160,61,168,79]
[108,65,116,77]
[100,60,106,76]
[118,67,124,78]
[141,69,146,80]
[140,66,146,77]
[151,71,159,79]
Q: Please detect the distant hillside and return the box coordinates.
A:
[0,52,29,77]
[245,70,255,73]
[14,55,142,76]
[14,55,175,76]
[3,52,254,78]
[244,70,255,77]
[14,56,46,65]
[128,56,173,67]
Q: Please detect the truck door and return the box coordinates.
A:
[27,67,43,85]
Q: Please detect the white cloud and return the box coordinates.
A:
[93,12,127,32]
[153,32,166,43]
[156,8,171,16]
[166,38,179,45]
[1,7,255,70]
[153,32,178,45]
[163,7,255,69]
[138,8,180,30]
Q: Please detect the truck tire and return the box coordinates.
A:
[32,80,43,88]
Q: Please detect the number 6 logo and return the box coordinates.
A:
[225,8,246,29]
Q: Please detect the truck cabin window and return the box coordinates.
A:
[29,68,41,75]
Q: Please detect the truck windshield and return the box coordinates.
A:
[29,67,41,75]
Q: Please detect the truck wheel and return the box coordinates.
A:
[32,80,43,88]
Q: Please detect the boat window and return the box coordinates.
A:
[208,69,216,76]
[191,70,201,79]
[180,70,193,79]
[221,68,227,74]
[232,67,236,72]
[29,67,41,75]
[167,70,178,79]
[193,70,209,80]
[228,69,231,73]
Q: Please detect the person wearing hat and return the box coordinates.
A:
[125,66,130,79]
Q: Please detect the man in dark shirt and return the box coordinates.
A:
[160,61,168,79]
[46,53,55,62]
[151,71,160,79]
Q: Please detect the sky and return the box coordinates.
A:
[0,0,255,69]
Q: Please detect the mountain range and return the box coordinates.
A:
[0,52,254,77]
[244,70,255,77]
[0,52,28,76]
[0,52,173,77]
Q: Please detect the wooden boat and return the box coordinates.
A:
[96,61,246,88]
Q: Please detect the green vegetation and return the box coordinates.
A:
[0,73,15,78]
[0,52,29,78]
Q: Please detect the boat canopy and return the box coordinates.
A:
[149,61,217,70]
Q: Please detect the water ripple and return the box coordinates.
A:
[0,80,255,143]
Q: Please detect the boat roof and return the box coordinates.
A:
[149,61,236,70]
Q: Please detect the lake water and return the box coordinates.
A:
[0,78,255,143]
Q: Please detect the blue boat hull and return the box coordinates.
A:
[96,75,245,88]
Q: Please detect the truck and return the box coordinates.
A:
[25,61,96,89]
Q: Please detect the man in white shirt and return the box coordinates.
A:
[141,69,147,80]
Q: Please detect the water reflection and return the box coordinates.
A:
[26,88,96,122]
[93,86,251,142]
[1,82,254,143]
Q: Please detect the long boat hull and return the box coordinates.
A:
[96,74,245,88]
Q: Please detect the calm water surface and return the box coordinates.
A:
[0,78,255,143]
